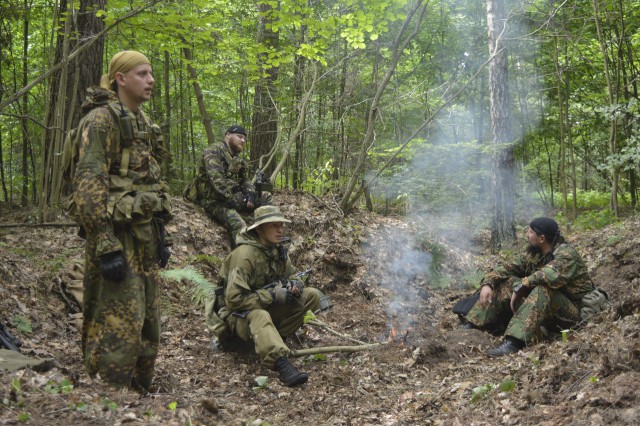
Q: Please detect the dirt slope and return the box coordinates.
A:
[1,194,639,425]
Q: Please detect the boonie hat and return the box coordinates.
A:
[226,124,247,136]
[247,205,291,231]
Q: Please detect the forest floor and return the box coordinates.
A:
[1,192,640,425]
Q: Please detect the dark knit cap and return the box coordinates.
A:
[529,217,560,243]
[226,124,247,136]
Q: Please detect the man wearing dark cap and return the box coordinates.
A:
[463,217,596,357]
[184,125,272,243]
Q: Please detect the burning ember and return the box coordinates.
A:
[389,326,414,344]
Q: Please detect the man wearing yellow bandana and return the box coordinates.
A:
[72,50,172,390]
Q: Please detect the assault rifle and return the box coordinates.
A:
[255,169,263,201]
[261,268,314,290]
[0,322,22,352]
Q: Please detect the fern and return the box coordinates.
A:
[160,267,216,306]
[11,314,33,334]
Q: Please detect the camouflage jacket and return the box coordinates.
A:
[218,229,297,317]
[483,240,595,305]
[197,142,254,203]
[73,88,168,256]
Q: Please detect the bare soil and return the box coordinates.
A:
[1,193,640,425]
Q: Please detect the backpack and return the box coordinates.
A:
[61,87,135,221]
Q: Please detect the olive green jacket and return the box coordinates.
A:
[218,230,296,319]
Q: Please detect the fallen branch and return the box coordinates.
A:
[308,319,368,345]
[290,343,384,357]
[0,223,78,229]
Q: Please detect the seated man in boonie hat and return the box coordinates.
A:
[206,205,321,387]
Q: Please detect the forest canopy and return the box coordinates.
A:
[0,0,639,236]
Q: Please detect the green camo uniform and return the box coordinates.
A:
[186,142,272,241]
[466,238,595,344]
[73,89,172,389]
[212,229,320,368]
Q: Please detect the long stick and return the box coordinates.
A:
[308,319,368,345]
[290,343,384,357]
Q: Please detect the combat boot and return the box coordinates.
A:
[275,357,308,387]
[486,336,524,357]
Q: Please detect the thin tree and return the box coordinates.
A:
[340,0,428,214]
[251,1,280,181]
[487,0,516,252]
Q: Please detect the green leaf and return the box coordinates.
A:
[253,376,269,389]
[11,315,32,334]
[168,401,178,411]
[303,310,316,324]
[60,379,74,394]
[75,402,88,412]
[102,398,118,411]
[11,378,21,392]
[499,378,516,392]
[17,413,30,422]
[470,383,494,403]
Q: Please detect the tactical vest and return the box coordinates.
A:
[62,100,172,239]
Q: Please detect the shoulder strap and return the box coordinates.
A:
[106,102,133,178]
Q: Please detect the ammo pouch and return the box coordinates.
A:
[580,287,611,322]
[108,175,173,243]
[452,293,480,318]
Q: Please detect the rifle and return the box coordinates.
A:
[0,322,22,352]
[261,268,314,290]
[255,169,263,201]
[156,218,170,268]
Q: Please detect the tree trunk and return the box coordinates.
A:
[163,50,173,180]
[39,0,105,215]
[292,26,307,190]
[181,44,215,147]
[553,35,568,217]
[251,1,280,180]
[20,0,30,207]
[487,0,516,252]
[592,0,619,216]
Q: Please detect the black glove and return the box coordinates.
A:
[271,286,293,304]
[287,280,304,296]
[99,251,127,282]
[229,192,246,210]
[159,246,171,268]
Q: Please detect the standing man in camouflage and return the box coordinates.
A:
[184,125,272,244]
[205,206,321,387]
[72,50,172,390]
[463,217,595,357]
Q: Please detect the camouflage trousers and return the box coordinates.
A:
[466,284,580,344]
[227,287,321,368]
[199,192,273,243]
[82,225,162,390]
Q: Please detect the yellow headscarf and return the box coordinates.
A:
[99,50,150,90]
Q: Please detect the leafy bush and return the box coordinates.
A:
[572,209,619,230]
[551,190,613,210]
